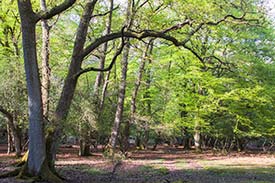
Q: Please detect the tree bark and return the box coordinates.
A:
[194,120,201,152]
[0,106,21,157]
[17,0,46,175]
[99,71,111,112]
[78,121,91,156]
[7,124,14,154]
[93,0,114,100]
[122,40,153,152]
[183,129,191,150]
[47,0,98,167]
[108,41,130,152]
[108,0,133,155]
[40,0,51,118]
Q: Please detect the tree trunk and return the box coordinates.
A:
[0,106,22,157]
[108,41,130,153]
[93,0,114,102]
[78,121,91,156]
[17,1,46,175]
[194,119,201,152]
[194,130,201,151]
[7,124,14,154]
[79,140,91,156]
[108,0,133,155]
[121,41,153,153]
[47,0,97,169]
[40,0,51,118]
[99,71,111,112]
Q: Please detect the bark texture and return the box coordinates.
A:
[122,40,153,152]
[40,0,51,117]
[18,0,46,175]
[108,0,133,154]
[93,0,113,99]
[0,106,21,157]
[48,0,98,165]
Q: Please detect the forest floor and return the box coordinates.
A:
[0,144,275,183]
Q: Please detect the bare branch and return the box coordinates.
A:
[37,0,76,21]
[162,19,192,33]
[81,13,255,65]
[49,14,61,29]
[91,5,119,18]
[75,27,126,78]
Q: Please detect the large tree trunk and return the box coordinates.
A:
[182,128,191,150]
[17,1,46,175]
[47,0,97,168]
[87,0,114,155]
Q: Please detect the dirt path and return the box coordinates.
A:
[0,145,275,183]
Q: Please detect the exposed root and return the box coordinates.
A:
[1,158,64,183]
[40,161,63,183]
[0,168,21,178]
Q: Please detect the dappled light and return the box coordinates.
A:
[1,0,275,182]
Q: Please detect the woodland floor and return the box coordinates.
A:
[0,144,275,183]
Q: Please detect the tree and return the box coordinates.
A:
[11,0,266,181]
[17,0,76,180]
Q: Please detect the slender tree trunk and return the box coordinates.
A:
[99,71,111,112]
[7,124,13,154]
[108,41,130,152]
[40,0,51,117]
[194,119,201,152]
[97,0,114,121]
[93,0,113,100]
[182,128,190,150]
[79,122,91,156]
[122,40,153,152]
[108,0,133,155]
[89,0,114,153]
[17,1,46,175]
[1,109,21,157]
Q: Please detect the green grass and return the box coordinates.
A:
[139,165,169,175]
[60,165,103,175]
[175,159,188,169]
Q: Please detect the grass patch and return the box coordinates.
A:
[139,165,169,175]
[175,159,188,169]
[83,167,103,175]
[59,165,103,175]
[204,165,275,175]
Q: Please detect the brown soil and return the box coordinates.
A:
[0,144,275,183]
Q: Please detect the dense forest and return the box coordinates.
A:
[1,0,275,182]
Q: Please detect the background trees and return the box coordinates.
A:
[0,0,275,182]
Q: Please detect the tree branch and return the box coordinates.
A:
[75,27,126,78]
[91,5,119,18]
[80,13,255,71]
[82,13,251,59]
[37,0,76,21]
